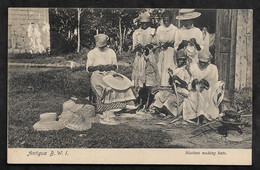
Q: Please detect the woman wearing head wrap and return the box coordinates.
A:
[182,49,225,124]
[155,10,178,86]
[175,9,204,65]
[86,34,136,125]
[132,12,160,110]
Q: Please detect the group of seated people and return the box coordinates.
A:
[86,9,225,125]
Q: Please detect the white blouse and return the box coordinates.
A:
[155,24,178,44]
[132,27,156,48]
[174,26,204,51]
[86,47,118,71]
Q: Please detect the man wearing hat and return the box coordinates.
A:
[132,12,160,110]
[175,9,204,65]
[86,34,136,125]
[155,10,178,86]
[182,49,225,124]
[152,49,192,118]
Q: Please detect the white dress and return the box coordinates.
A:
[174,26,204,65]
[183,63,225,121]
[155,24,178,86]
[86,47,135,104]
[132,27,160,87]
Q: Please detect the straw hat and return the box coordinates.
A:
[185,44,197,57]
[99,110,120,125]
[139,12,151,22]
[103,73,132,90]
[176,9,201,20]
[33,112,65,131]
[198,49,213,62]
[64,113,92,131]
[94,34,109,48]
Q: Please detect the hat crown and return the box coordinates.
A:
[40,112,57,122]
[139,12,151,22]
[176,9,201,20]
[95,34,109,48]
[179,9,195,14]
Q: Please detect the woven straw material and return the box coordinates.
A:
[33,121,65,131]
[99,117,120,125]
[176,9,201,20]
[64,114,92,131]
[39,112,57,121]
[33,112,65,131]
[103,73,132,91]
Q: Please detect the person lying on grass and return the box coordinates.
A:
[86,34,136,125]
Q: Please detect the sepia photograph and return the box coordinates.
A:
[7,7,253,164]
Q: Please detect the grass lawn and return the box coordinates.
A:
[8,57,252,148]
[8,66,173,148]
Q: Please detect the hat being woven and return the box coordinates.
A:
[103,73,132,90]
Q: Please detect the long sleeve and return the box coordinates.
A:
[174,29,182,51]
[86,52,94,72]
[132,30,138,49]
[195,28,204,50]
[110,49,118,69]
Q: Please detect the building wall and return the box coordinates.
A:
[8,8,50,54]
[235,9,253,90]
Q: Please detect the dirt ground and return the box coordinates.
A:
[7,65,252,149]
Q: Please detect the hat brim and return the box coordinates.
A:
[33,121,65,131]
[176,12,201,20]
[103,73,132,90]
[199,58,211,62]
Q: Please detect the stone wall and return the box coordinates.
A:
[8,8,50,54]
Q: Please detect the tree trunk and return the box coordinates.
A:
[77,8,81,53]
[119,17,122,54]
[122,27,126,44]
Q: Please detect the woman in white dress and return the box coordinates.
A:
[182,49,225,124]
[155,10,178,86]
[86,34,136,125]
[175,9,204,65]
[132,12,160,109]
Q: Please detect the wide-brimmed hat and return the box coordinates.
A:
[33,112,65,131]
[198,49,213,62]
[139,12,151,22]
[176,9,201,20]
[64,113,92,131]
[103,73,132,90]
[94,34,109,48]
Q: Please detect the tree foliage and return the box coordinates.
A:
[49,8,164,55]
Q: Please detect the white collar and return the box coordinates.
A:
[160,24,175,31]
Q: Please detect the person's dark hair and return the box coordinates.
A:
[161,10,172,19]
